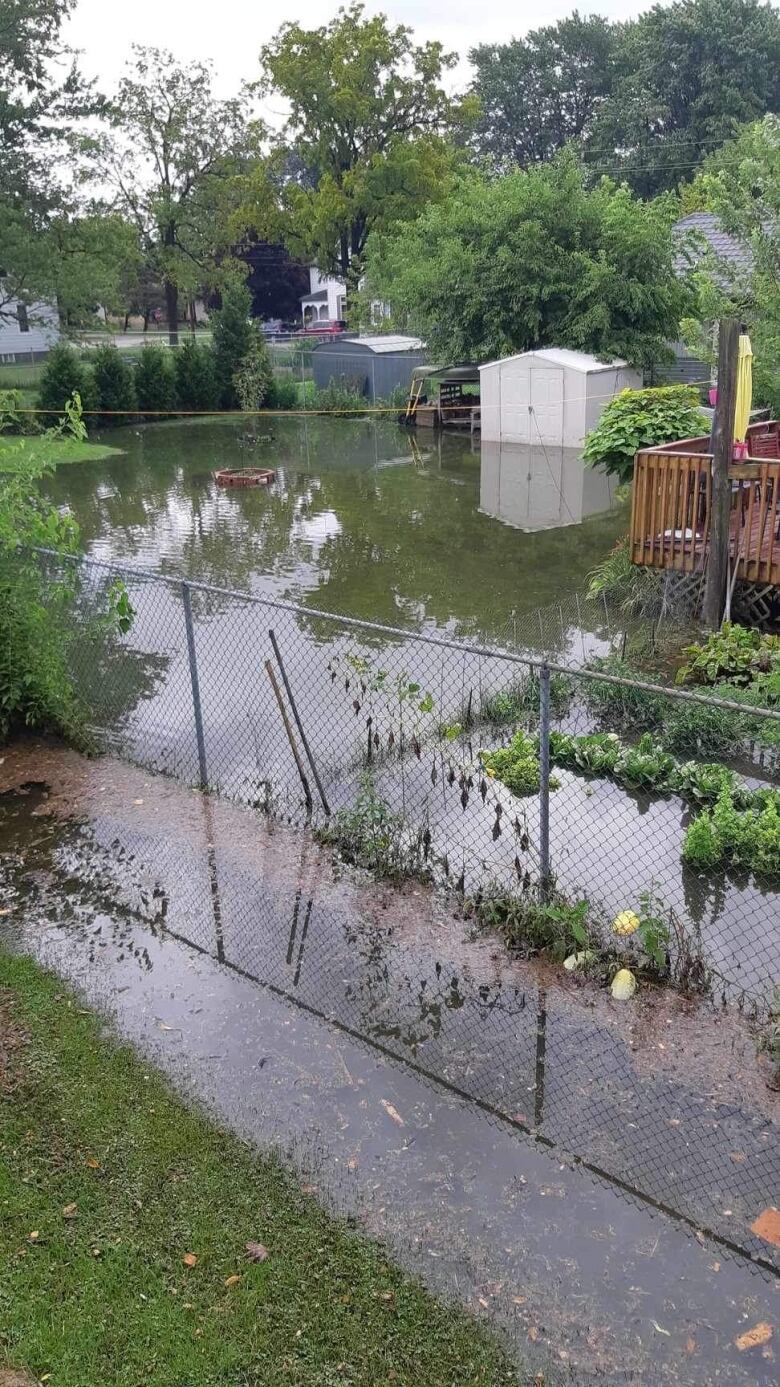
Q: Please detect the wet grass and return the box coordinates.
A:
[0,435,124,471]
[0,949,521,1387]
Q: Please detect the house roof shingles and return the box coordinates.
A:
[673,212,754,276]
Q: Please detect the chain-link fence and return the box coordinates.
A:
[20,547,780,1014]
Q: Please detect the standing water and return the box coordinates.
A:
[42,415,625,640]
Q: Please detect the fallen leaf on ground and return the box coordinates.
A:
[182,1252,198,1268]
[685,1337,696,1354]
[132,798,144,805]
[527,1326,540,1342]
[61,1203,78,1219]
[380,1099,404,1126]
[735,1323,773,1351]
[512,1296,527,1306]
[245,1241,268,1262]
[751,1207,780,1249]
[85,1157,100,1169]
[651,1321,670,1336]
[0,908,12,917]
[224,1274,241,1287]
[27,1231,39,1243]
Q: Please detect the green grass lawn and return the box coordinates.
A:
[0,950,520,1386]
[0,434,123,471]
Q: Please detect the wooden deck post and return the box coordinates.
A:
[702,319,739,630]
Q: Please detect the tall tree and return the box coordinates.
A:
[469,14,617,169]
[249,3,462,295]
[0,0,113,323]
[364,157,691,366]
[98,46,253,343]
[240,239,310,322]
[589,0,780,194]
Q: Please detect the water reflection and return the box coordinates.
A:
[42,416,627,641]
[479,440,617,532]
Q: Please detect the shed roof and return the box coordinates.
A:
[479,348,627,374]
[331,334,424,354]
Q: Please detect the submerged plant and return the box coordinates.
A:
[481,730,553,798]
[317,773,432,882]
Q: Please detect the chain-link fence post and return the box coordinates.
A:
[539,662,551,899]
[181,580,208,789]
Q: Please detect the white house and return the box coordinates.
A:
[0,294,60,362]
[301,268,346,324]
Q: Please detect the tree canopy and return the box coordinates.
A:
[469,0,780,195]
[470,15,617,169]
[97,46,254,342]
[242,3,463,294]
[364,158,691,366]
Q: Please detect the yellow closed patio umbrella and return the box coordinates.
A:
[733,332,753,444]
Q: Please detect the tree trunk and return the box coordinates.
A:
[702,318,739,630]
[165,279,179,347]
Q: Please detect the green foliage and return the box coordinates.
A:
[676,623,780,687]
[98,46,251,342]
[587,538,665,617]
[266,376,299,410]
[470,886,595,964]
[90,344,137,426]
[481,672,572,727]
[581,658,666,731]
[250,3,461,290]
[317,773,432,882]
[481,730,551,798]
[662,700,742,757]
[0,395,83,741]
[583,387,707,483]
[683,786,780,879]
[468,0,780,196]
[211,284,256,408]
[37,345,98,428]
[470,15,616,167]
[173,340,218,411]
[233,338,274,411]
[311,383,370,415]
[365,157,691,366]
[133,344,177,416]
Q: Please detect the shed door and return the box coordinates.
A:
[527,367,564,448]
[497,361,564,444]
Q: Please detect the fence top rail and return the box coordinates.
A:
[29,545,780,724]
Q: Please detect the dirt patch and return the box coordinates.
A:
[0,1372,37,1387]
[0,989,27,1096]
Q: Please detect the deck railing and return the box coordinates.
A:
[630,425,780,586]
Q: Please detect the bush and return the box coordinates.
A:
[0,397,84,741]
[211,284,255,409]
[90,344,137,426]
[312,382,369,415]
[134,344,177,416]
[582,657,666,730]
[174,341,218,411]
[316,772,432,881]
[583,386,708,483]
[37,345,98,429]
[676,623,780,687]
[233,339,273,411]
[587,537,664,617]
[266,376,299,410]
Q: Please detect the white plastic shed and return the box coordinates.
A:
[478,348,642,448]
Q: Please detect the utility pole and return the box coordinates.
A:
[702,318,739,630]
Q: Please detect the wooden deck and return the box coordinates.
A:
[630,427,780,587]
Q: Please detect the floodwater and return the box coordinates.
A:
[42,416,625,640]
[1,743,779,1384]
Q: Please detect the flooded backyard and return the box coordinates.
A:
[43,415,625,638]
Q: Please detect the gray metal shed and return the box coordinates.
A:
[312,335,426,402]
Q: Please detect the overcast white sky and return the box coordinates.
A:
[64,0,655,100]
